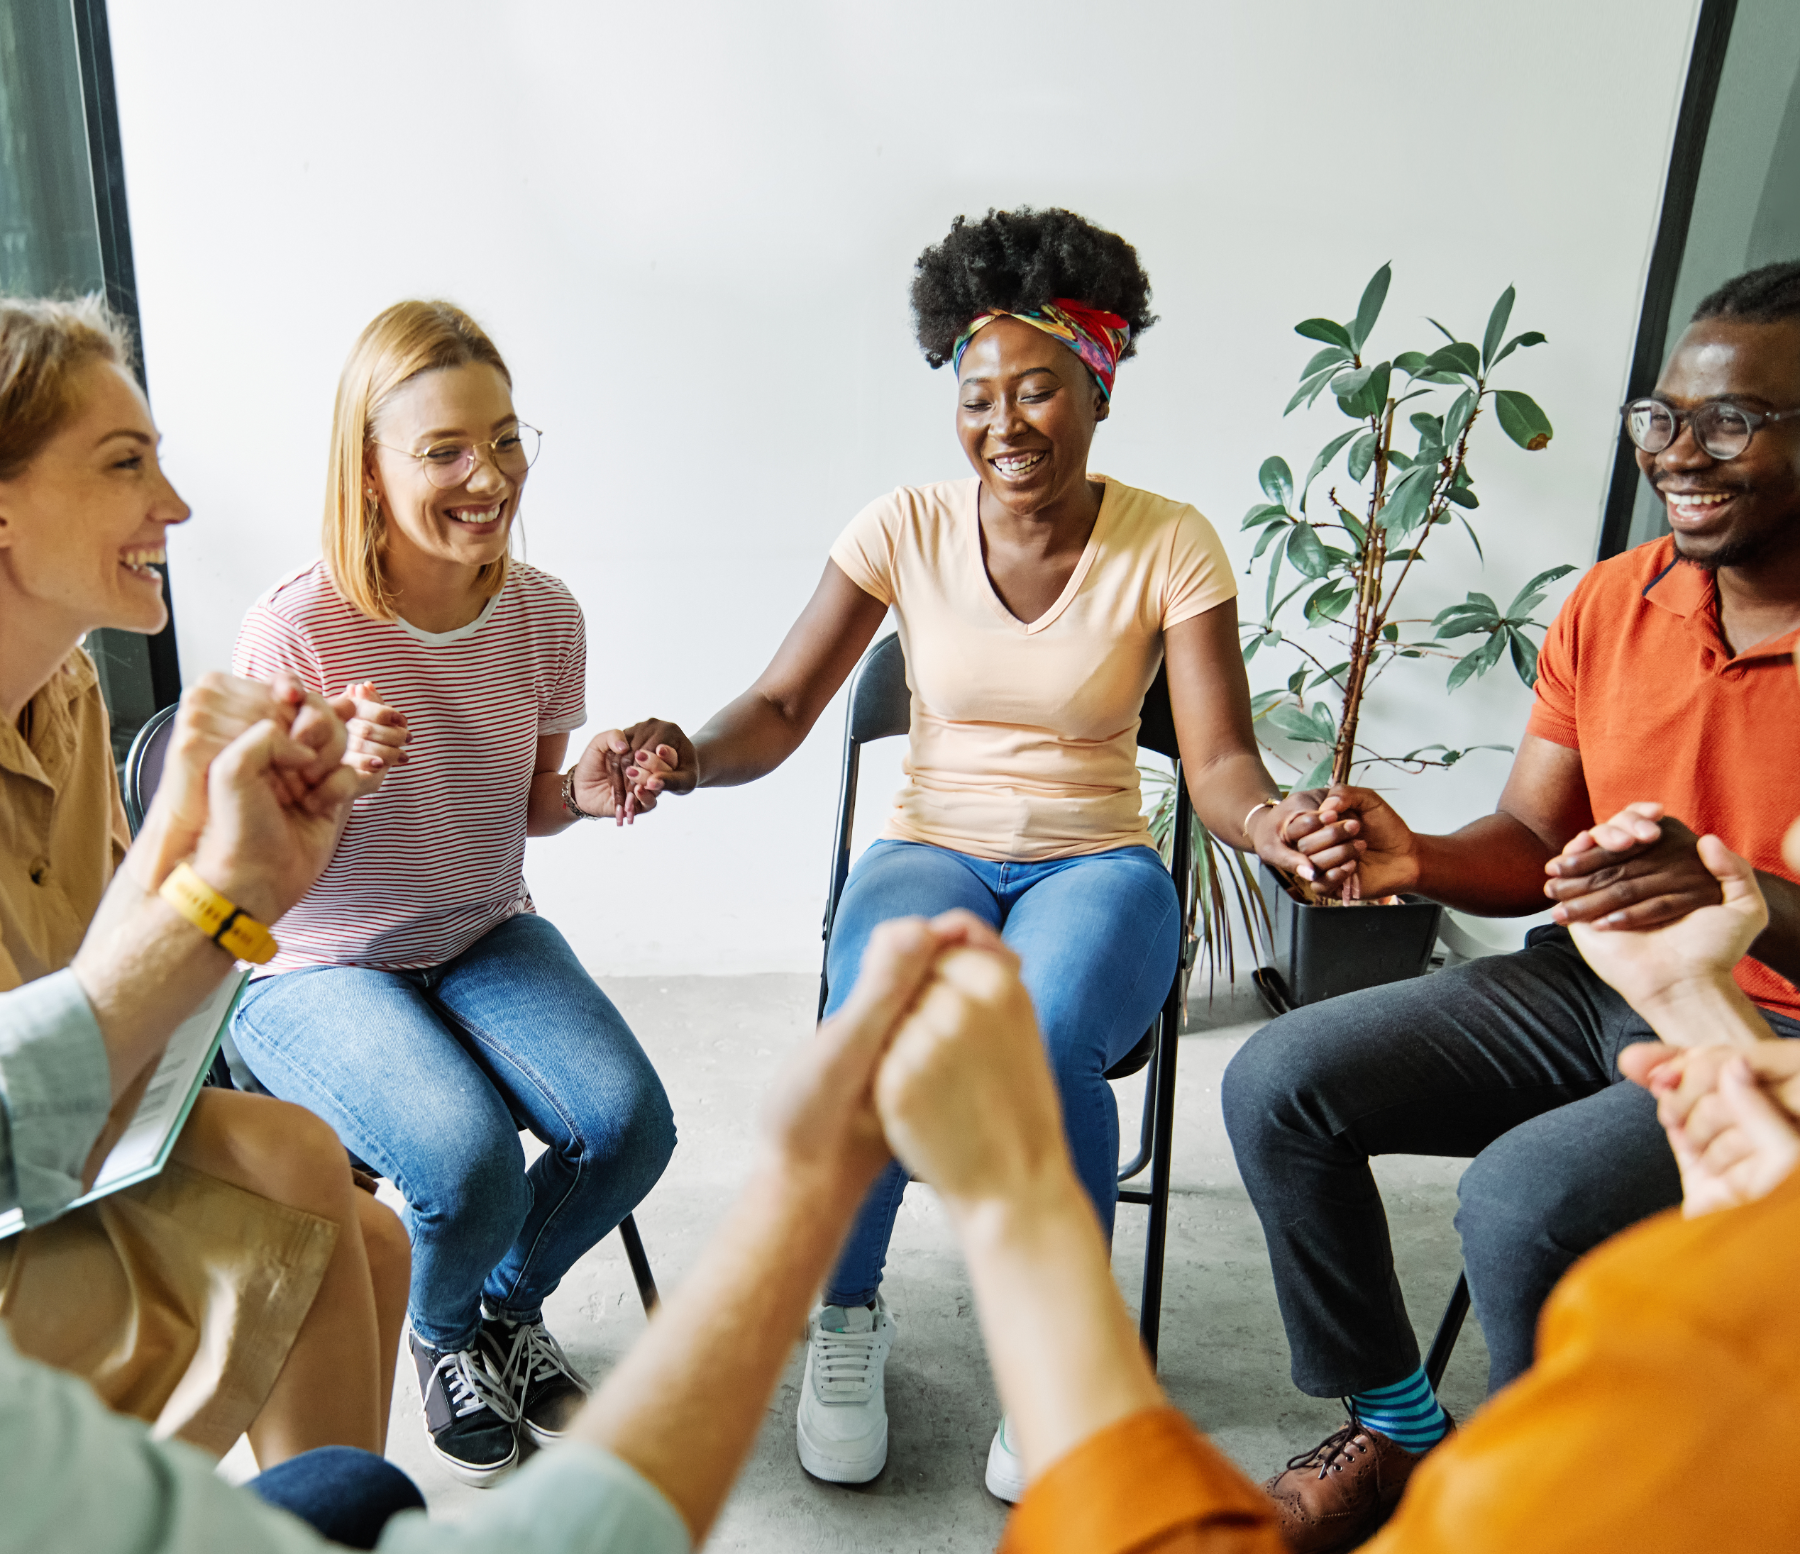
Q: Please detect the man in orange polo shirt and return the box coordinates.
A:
[1222,258,1800,1553]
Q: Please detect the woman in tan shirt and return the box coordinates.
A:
[603,207,1363,1497]
[0,296,410,1465]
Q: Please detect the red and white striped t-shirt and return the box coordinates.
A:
[232,560,586,972]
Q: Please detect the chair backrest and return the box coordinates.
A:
[122,702,180,835]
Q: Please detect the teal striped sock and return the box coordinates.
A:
[1348,1366,1449,1451]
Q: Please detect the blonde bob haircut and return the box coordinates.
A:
[325,299,514,621]
[0,294,134,482]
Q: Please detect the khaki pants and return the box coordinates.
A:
[0,1159,336,1455]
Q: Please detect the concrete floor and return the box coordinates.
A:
[229,973,1490,1549]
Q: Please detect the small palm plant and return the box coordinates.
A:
[1240,266,1573,886]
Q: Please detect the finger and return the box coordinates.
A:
[1618,1041,1683,1088]
[927,909,1014,962]
[1588,892,1723,931]
[1717,1057,1800,1156]
[826,918,947,1055]
[1696,834,1765,912]
[1292,818,1362,855]
[1551,885,1715,928]
[301,763,362,816]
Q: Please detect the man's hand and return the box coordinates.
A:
[758,915,951,1202]
[189,720,361,925]
[1279,785,1420,898]
[568,728,670,825]
[1565,817,1768,1024]
[327,680,409,797]
[1545,802,1724,931]
[1245,787,1368,893]
[873,918,1073,1211]
[622,719,698,799]
[1620,1041,1800,1216]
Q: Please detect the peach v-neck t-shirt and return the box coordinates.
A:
[828,475,1235,862]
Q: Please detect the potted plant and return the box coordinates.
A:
[1234,264,1572,1006]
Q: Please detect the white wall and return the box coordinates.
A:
[109,0,1699,975]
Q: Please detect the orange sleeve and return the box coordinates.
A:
[1523,580,1581,749]
[1000,1407,1284,1554]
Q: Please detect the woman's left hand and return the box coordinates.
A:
[1250,788,1368,892]
[328,680,410,797]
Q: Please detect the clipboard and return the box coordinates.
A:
[0,968,249,1240]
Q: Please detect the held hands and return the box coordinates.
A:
[568,719,696,825]
[1545,801,1725,932]
[1620,1040,1800,1216]
[327,680,410,796]
[1562,809,1768,1019]
[1266,785,1420,899]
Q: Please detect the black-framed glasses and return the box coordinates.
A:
[1621,398,1800,461]
[373,423,543,488]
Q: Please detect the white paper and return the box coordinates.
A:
[0,969,247,1239]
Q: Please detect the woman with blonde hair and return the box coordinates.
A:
[0,294,410,1472]
[229,299,676,1487]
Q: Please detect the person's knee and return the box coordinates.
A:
[1455,1140,1568,1270]
[1222,1017,1315,1152]
[178,1090,356,1221]
[355,1194,411,1315]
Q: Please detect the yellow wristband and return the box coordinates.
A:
[159,861,279,965]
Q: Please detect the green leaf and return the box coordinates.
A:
[1507,626,1540,687]
[1250,520,1287,559]
[1443,389,1477,448]
[1426,316,1456,343]
[1424,342,1481,378]
[1334,360,1392,419]
[1242,501,1288,529]
[1302,428,1361,507]
[1348,263,1391,352]
[1494,390,1554,450]
[1299,753,1336,788]
[1267,703,1335,745]
[1304,584,1354,625]
[1249,688,1286,716]
[1301,345,1354,377]
[1503,564,1576,619]
[1445,485,1479,509]
[1296,318,1353,349]
[1286,523,1331,579]
[1481,285,1516,370]
[1287,666,1308,695]
[1409,412,1444,439]
[1258,456,1295,507]
[1345,430,1379,483]
[1381,622,1399,641]
[1490,329,1546,368]
[1387,448,1414,470]
[1309,661,1351,688]
[1394,350,1430,377]
[1264,530,1289,617]
[1338,506,1367,546]
[1377,465,1434,537]
[1446,629,1508,691]
[1241,633,1262,664]
[1456,513,1485,563]
[1284,365,1339,416]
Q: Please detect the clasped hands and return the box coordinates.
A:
[566,718,697,825]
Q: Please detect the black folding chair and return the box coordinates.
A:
[817,632,1194,1365]
[121,702,661,1314]
[1252,969,1470,1391]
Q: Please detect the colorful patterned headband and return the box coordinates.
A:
[949,298,1132,399]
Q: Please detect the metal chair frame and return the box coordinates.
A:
[121,704,660,1314]
[816,632,1193,1364]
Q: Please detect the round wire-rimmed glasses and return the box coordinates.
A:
[1621,398,1800,461]
[373,423,543,488]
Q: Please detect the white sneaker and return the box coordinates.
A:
[796,1297,895,1483]
[985,1415,1028,1503]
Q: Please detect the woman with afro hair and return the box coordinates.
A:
[602,206,1362,1499]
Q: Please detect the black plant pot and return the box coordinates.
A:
[1257,863,1444,1008]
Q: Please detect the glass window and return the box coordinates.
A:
[0,0,169,765]
[1613,0,1800,552]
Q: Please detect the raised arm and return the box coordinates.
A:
[601,560,889,800]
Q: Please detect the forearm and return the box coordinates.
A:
[1409,812,1560,915]
[691,690,813,789]
[1630,971,1773,1050]
[69,873,236,1102]
[948,1165,1164,1477]
[1749,870,1800,988]
[575,1155,868,1542]
[1185,750,1281,852]
[526,769,578,837]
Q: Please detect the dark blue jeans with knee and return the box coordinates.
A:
[1222,924,1800,1396]
[821,839,1179,1308]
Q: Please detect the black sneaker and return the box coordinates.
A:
[408,1329,521,1486]
[483,1309,590,1446]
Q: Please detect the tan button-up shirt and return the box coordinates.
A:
[0,649,131,993]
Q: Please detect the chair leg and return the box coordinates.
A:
[619,1213,660,1316]
[1424,1271,1470,1392]
[1116,1037,1158,1185]
[1136,1002,1182,1369]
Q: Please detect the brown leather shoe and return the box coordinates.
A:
[1262,1413,1452,1553]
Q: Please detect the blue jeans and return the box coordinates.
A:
[822,839,1178,1306]
[234,912,676,1352]
[249,1447,424,1549]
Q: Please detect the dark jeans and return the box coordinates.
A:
[249,1447,424,1548]
[1222,926,1800,1397]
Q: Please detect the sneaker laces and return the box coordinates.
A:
[812,1319,884,1403]
[434,1347,519,1424]
[496,1319,589,1402]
